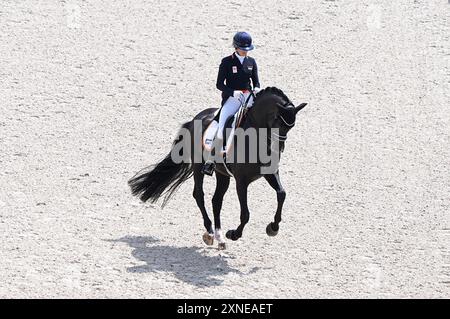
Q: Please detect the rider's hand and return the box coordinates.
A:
[233,90,243,99]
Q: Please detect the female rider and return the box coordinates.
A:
[202,31,261,175]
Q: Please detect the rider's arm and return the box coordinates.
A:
[251,60,260,89]
[216,59,234,96]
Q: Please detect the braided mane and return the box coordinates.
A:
[253,86,293,106]
[250,87,296,126]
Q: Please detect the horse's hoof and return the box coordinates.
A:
[266,223,279,237]
[203,232,214,246]
[218,242,226,250]
[226,230,239,241]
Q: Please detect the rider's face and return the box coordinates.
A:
[236,48,248,56]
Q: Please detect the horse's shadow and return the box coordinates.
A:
[108,236,245,287]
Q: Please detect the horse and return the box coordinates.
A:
[128,87,307,250]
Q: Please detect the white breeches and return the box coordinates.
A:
[217,92,254,139]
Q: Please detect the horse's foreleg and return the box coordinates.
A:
[212,173,230,249]
[264,172,286,236]
[226,179,249,241]
[193,166,214,245]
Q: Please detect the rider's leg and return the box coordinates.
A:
[217,96,242,140]
[202,96,241,176]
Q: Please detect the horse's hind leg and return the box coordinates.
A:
[212,173,230,249]
[193,165,214,245]
[264,172,286,236]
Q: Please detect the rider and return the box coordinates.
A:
[201,31,261,176]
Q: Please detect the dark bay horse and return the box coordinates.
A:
[128,87,307,249]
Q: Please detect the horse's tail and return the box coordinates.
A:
[128,121,193,207]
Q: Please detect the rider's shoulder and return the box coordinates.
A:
[221,54,234,64]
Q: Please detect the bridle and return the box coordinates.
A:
[270,101,295,143]
[244,93,295,150]
[279,111,296,127]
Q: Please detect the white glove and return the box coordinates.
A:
[253,87,261,94]
[233,90,243,99]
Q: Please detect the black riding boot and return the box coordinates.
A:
[201,160,215,176]
[201,136,224,176]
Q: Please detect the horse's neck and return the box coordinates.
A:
[246,98,277,129]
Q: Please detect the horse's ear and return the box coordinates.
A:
[295,103,308,114]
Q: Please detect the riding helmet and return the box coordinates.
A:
[233,31,254,51]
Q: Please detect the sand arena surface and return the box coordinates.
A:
[0,0,449,298]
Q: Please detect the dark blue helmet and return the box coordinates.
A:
[233,32,254,51]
